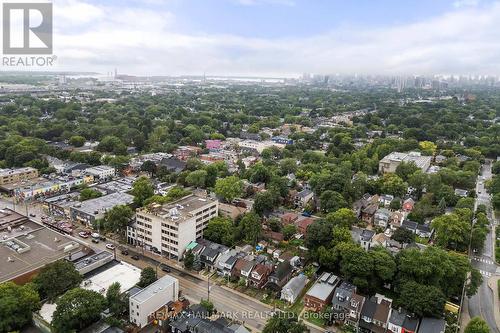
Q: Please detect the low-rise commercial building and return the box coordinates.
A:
[0,211,80,283]
[0,167,38,185]
[3,174,94,199]
[85,165,116,180]
[70,192,134,226]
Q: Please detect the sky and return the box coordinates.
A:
[25,0,500,76]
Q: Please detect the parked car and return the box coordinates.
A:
[106,243,115,250]
[91,233,100,239]
[29,213,36,217]
[160,263,171,272]
[99,235,107,241]
[78,231,89,238]
[131,255,140,260]
[91,238,99,244]
[120,249,129,255]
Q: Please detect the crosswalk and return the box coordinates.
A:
[472,257,494,265]
[479,270,492,277]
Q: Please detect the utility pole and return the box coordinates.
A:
[207,275,210,301]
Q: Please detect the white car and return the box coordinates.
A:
[106,243,115,250]
[91,233,100,239]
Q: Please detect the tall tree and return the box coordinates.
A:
[140,160,157,176]
[325,208,357,228]
[203,217,235,246]
[254,191,278,216]
[237,212,262,245]
[431,213,471,251]
[464,317,490,333]
[104,205,133,233]
[186,169,208,188]
[52,288,107,333]
[131,176,154,206]
[398,281,446,317]
[263,312,309,333]
[138,267,157,288]
[319,190,348,213]
[0,282,40,332]
[106,282,127,316]
[34,260,82,301]
[214,176,243,203]
[184,250,195,269]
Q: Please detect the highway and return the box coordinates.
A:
[467,160,500,333]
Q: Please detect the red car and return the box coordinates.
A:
[78,231,90,238]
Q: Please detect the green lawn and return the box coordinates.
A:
[302,310,327,328]
[497,279,500,301]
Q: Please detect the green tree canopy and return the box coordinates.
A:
[69,135,86,147]
[203,217,235,246]
[104,205,133,233]
[33,260,82,301]
[399,281,446,317]
[138,267,157,287]
[79,188,102,201]
[325,208,357,229]
[431,213,471,251]
[186,169,208,188]
[0,282,40,332]
[106,282,127,316]
[464,317,490,333]
[237,212,262,245]
[214,176,243,203]
[262,312,309,333]
[52,288,107,333]
[320,190,348,213]
[131,176,154,206]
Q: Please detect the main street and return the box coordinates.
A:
[0,195,323,332]
[85,239,324,333]
[467,160,500,333]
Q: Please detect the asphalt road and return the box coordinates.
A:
[468,160,500,333]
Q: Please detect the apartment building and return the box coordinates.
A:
[378,152,431,174]
[0,167,38,185]
[129,274,179,328]
[133,194,218,259]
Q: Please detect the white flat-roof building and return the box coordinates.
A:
[378,151,432,174]
[237,140,285,154]
[133,194,218,259]
[85,165,116,179]
[129,274,179,328]
[70,192,134,226]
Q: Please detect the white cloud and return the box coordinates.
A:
[453,0,480,8]
[232,0,295,6]
[49,0,500,76]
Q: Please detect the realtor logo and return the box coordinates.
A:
[3,3,53,54]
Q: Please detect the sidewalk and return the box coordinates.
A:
[459,297,471,333]
[488,276,500,331]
